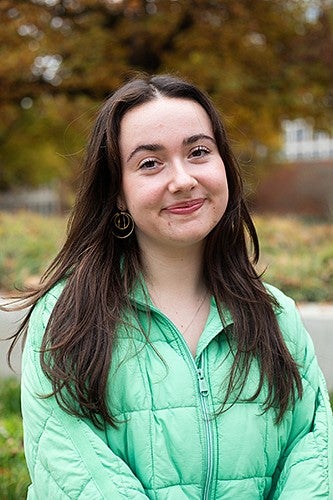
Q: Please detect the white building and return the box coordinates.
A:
[282,119,333,161]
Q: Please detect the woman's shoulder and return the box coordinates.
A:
[36,279,66,318]
[264,282,316,369]
[263,282,303,332]
[27,280,67,344]
[264,282,296,312]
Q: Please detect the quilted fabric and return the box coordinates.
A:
[21,281,333,499]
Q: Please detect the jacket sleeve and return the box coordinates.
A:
[21,287,149,499]
[269,296,333,499]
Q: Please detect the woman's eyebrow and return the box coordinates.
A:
[182,134,216,146]
[127,143,164,163]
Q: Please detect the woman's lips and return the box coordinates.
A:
[163,198,205,215]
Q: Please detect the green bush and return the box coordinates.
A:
[0,378,29,499]
[0,211,66,292]
[255,216,333,302]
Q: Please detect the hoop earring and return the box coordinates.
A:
[111,211,135,239]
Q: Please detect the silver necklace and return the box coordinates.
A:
[150,289,208,334]
[182,291,208,335]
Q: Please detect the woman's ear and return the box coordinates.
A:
[116,194,127,211]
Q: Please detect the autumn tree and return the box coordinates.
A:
[0,0,332,189]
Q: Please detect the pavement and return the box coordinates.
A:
[1,299,333,391]
[296,303,333,391]
[0,300,25,377]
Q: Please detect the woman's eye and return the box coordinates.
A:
[139,158,159,170]
[190,146,210,158]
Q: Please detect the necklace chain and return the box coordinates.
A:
[182,291,208,334]
[150,289,208,335]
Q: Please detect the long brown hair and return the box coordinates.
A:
[8,74,302,428]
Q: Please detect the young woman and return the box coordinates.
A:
[9,74,333,498]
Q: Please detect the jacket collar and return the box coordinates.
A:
[129,276,234,358]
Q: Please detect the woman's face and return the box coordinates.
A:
[118,96,229,254]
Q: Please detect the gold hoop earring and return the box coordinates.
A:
[111,211,135,239]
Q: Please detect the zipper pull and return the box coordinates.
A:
[197,368,209,396]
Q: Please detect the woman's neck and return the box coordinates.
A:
[141,242,205,298]
[140,242,210,356]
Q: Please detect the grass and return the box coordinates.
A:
[0,378,29,499]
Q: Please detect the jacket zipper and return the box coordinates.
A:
[149,308,215,499]
[166,329,215,498]
[196,352,214,500]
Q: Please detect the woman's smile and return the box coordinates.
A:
[163,198,205,215]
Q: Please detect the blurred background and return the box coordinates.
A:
[0,1,333,496]
[0,0,332,300]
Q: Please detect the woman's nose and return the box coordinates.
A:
[168,162,198,193]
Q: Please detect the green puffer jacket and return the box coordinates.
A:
[21,280,333,499]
